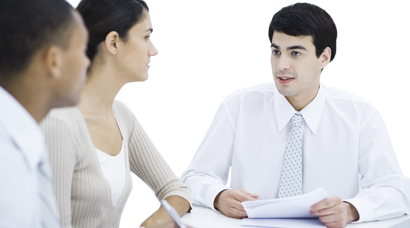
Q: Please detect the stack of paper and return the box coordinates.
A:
[240,218,326,228]
[242,188,328,219]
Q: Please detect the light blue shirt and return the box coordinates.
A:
[0,86,59,227]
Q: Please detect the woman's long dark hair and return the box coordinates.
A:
[77,0,149,62]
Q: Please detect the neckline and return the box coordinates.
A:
[72,104,130,208]
[95,141,125,159]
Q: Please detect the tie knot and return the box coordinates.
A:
[292,113,303,128]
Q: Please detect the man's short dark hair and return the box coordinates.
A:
[0,0,74,81]
[268,3,337,62]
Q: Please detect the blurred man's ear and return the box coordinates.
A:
[43,46,63,79]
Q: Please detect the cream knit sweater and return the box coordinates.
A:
[41,100,191,228]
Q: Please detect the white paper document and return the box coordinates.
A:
[240,218,326,228]
[192,224,238,228]
[242,188,328,219]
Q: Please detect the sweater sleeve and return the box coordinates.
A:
[127,117,192,205]
[41,114,77,228]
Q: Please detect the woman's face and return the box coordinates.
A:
[117,10,158,82]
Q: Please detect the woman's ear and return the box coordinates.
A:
[320,47,331,70]
[104,31,121,55]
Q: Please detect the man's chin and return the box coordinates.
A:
[274,83,296,97]
[53,95,81,109]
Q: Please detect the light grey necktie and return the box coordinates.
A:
[38,155,60,227]
[277,113,304,198]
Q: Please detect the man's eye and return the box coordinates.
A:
[292,51,301,57]
[272,50,281,55]
[145,36,150,40]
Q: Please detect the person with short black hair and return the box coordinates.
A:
[40,0,191,227]
[0,0,90,227]
[181,3,410,228]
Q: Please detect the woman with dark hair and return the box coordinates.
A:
[40,0,191,227]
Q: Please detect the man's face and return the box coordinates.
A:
[56,10,90,107]
[270,31,324,101]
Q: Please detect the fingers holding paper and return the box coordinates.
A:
[214,189,259,218]
[310,196,359,228]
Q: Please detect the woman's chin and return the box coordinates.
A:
[133,73,149,82]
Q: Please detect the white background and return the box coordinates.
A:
[67,0,410,227]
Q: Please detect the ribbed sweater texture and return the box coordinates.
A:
[40,100,191,228]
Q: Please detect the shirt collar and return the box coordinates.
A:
[0,86,45,170]
[274,83,326,134]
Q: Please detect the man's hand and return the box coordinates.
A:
[310,196,359,228]
[214,189,259,218]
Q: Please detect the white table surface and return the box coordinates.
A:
[182,205,410,228]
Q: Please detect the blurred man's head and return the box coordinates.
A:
[0,0,90,113]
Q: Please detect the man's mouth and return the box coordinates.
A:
[277,76,295,84]
[278,76,294,80]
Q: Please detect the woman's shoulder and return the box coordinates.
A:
[113,99,137,124]
[112,100,148,140]
[40,106,83,137]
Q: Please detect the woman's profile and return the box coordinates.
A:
[41,0,191,227]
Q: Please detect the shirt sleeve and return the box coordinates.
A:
[344,109,410,222]
[41,115,77,228]
[128,117,192,206]
[181,103,236,211]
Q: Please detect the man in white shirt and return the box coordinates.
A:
[0,0,90,227]
[181,3,410,228]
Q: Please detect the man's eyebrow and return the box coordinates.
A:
[287,45,306,51]
[146,28,153,33]
[270,43,307,51]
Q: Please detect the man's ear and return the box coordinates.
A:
[44,46,63,79]
[104,31,121,55]
[320,47,331,70]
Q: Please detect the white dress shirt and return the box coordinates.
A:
[181,82,410,223]
[0,86,59,227]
